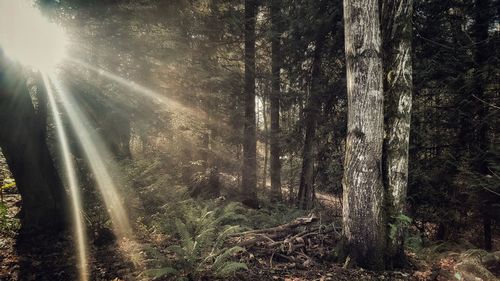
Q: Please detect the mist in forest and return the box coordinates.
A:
[0,0,498,280]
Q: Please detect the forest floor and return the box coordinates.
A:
[1,187,499,281]
[1,158,499,281]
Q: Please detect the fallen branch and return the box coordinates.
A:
[232,217,341,251]
[231,215,319,238]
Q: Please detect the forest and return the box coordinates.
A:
[0,0,499,280]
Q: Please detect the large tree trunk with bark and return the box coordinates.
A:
[241,0,258,207]
[297,34,326,210]
[0,61,67,232]
[342,0,386,270]
[269,0,282,202]
[381,0,413,268]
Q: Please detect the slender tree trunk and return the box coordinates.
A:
[288,154,295,203]
[297,34,326,210]
[201,111,211,170]
[0,62,67,232]
[241,0,258,207]
[262,95,269,189]
[342,0,386,270]
[270,0,282,202]
[381,0,413,268]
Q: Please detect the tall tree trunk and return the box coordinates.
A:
[241,0,258,207]
[297,33,326,210]
[381,0,413,268]
[342,0,386,270]
[472,0,492,251]
[0,62,67,232]
[261,95,269,189]
[269,0,282,202]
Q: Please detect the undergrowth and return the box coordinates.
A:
[0,202,19,236]
[128,158,311,280]
[141,200,249,280]
[138,198,307,280]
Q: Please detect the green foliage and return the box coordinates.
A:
[387,213,424,253]
[0,202,19,236]
[140,195,309,279]
[144,200,248,279]
[241,202,306,229]
[141,267,178,280]
[214,261,248,277]
[389,214,412,240]
[405,233,424,253]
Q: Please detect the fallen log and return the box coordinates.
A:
[231,215,341,249]
[230,215,319,238]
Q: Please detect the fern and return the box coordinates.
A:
[149,199,248,279]
[175,218,194,251]
[141,267,177,279]
[215,262,248,277]
[212,246,246,269]
[389,214,412,240]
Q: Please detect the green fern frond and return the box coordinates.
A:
[166,245,186,257]
[141,267,177,279]
[212,246,246,269]
[215,262,248,277]
[175,219,194,250]
[212,225,241,252]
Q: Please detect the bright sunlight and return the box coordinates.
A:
[0,0,67,72]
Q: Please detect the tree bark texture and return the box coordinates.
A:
[381,0,413,267]
[342,0,386,270]
[241,0,258,207]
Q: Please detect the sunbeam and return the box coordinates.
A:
[68,58,201,116]
[66,58,237,135]
[42,74,89,281]
[48,74,132,238]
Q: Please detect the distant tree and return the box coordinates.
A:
[297,31,326,210]
[269,0,282,202]
[408,0,499,249]
[241,0,259,207]
[471,0,493,251]
[341,0,386,270]
[381,0,413,267]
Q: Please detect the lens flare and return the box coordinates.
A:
[0,0,67,72]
